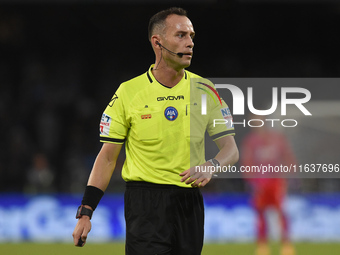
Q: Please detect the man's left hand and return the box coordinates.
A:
[179,161,213,187]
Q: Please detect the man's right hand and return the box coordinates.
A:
[72,216,92,247]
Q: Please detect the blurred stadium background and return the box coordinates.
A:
[1,0,340,254]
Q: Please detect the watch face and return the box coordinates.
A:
[76,205,93,219]
[76,206,82,219]
[212,158,220,167]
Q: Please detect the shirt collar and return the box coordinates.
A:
[147,64,187,85]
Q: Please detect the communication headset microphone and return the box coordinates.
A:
[156,42,184,58]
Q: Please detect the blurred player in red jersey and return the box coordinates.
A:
[240,114,296,255]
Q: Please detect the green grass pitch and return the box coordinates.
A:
[1,242,340,255]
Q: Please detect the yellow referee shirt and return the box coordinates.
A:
[99,65,235,187]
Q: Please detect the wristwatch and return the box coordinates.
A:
[208,158,220,168]
[76,205,93,220]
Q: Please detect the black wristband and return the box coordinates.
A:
[81,185,104,211]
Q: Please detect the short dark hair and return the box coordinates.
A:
[148,7,188,41]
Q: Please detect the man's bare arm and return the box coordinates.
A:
[72,142,123,246]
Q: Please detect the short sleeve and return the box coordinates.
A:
[207,99,235,141]
[99,85,130,144]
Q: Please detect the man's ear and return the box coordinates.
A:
[151,35,161,49]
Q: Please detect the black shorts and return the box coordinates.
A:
[124,181,204,255]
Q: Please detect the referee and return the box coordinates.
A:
[72,7,239,255]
